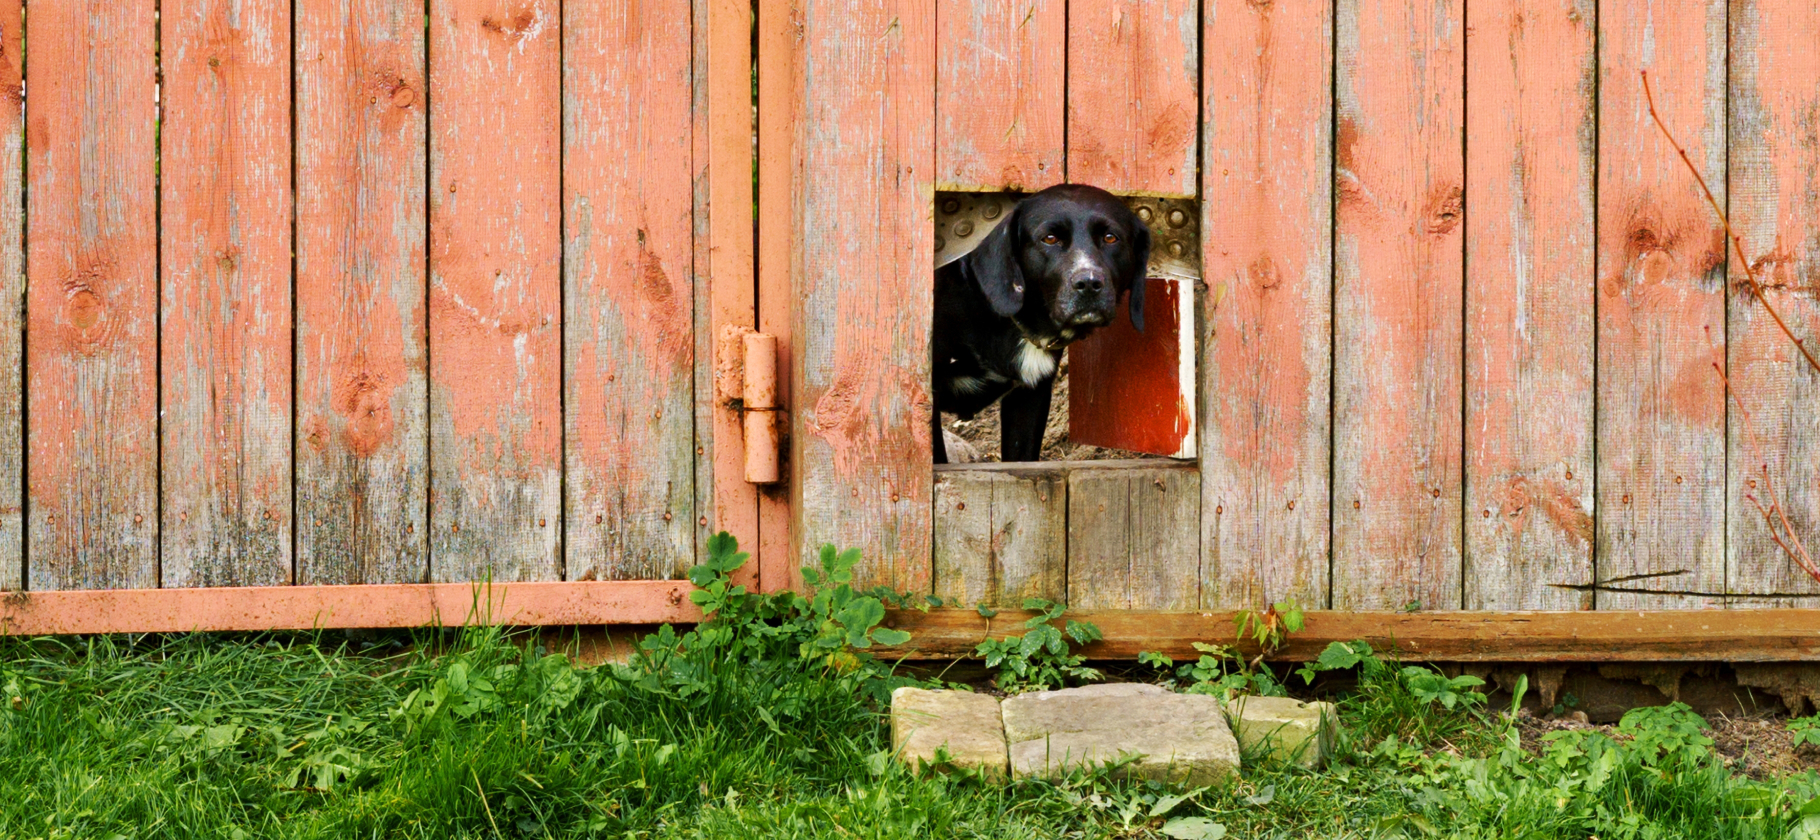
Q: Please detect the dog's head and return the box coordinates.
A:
[964,184,1153,335]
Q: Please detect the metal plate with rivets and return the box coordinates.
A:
[932,191,1201,282]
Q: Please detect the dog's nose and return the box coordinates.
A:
[1071,272,1105,293]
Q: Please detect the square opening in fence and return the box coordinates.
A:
[932,191,1198,464]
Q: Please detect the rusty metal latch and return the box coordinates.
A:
[740,332,782,484]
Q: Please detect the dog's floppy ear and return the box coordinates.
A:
[964,206,1026,318]
[1124,221,1152,332]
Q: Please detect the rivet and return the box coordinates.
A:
[942,199,960,214]
[1285,500,1295,511]
[607,374,615,382]
[698,516,708,526]
[449,182,458,193]
[1168,209,1188,228]
[1674,475,1684,484]
[934,236,946,252]
[663,512,673,521]
[1354,500,1361,509]
[954,221,974,238]
[1215,504,1223,514]
[1483,510,1491,518]
[134,514,143,524]
[1169,241,1185,257]
[1622,494,1631,505]
[1432,488,1441,498]
[406,524,414,533]
[180,512,189,522]
[654,408,662,419]
[981,202,1001,220]
[696,447,705,455]
[1748,479,1758,489]
[891,494,900,502]
[452,523,461,532]
[1566,470,1574,480]
[538,518,546,527]
[1136,206,1154,223]
[45,515,53,524]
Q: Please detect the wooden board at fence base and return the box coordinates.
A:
[1200,0,1332,610]
[1067,462,1199,609]
[1596,0,1727,610]
[563,0,696,582]
[160,0,294,587]
[1463,0,1597,610]
[25,0,159,590]
[1066,0,1197,197]
[875,608,1820,662]
[791,0,935,592]
[933,464,1066,608]
[429,0,562,583]
[295,0,430,586]
[935,0,1064,192]
[0,0,18,591]
[1727,0,1820,604]
[1333,0,1465,611]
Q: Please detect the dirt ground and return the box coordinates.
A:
[941,355,1159,463]
[1515,709,1820,780]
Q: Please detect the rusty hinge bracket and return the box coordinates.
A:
[718,327,783,484]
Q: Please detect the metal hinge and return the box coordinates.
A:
[719,327,782,484]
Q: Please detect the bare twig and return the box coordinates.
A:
[1643,70,1820,374]
[1744,464,1820,584]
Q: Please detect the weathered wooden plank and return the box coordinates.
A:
[1462,0,1597,610]
[294,0,430,585]
[702,0,758,587]
[1200,0,1332,610]
[160,0,293,587]
[877,608,1820,663]
[0,0,19,591]
[1332,0,1466,610]
[428,0,562,582]
[932,464,1066,607]
[1727,0,1820,603]
[563,0,695,581]
[756,0,802,592]
[1068,463,1199,609]
[25,0,159,590]
[0,580,701,635]
[935,0,1064,192]
[792,0,935,592]
[1596,0,1727,610]
[1066,0,1197,196]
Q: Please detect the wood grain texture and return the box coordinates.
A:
[25,0,159,590]
[429,0,562,582]
[1067,462,1199,609]
[160,0,294,587]
[1728,0,1820,603]
[295,0,430,585]
[878,608,1820,662]
[0,0,18,591]
[564,0,695,581]
[935,0,1064,191]
[1200,0,1332,610]
[932,464,1066,607]
[1332,0,1465,611]
[1066,0,1198,196]
[1596,0,1727,610]
[792,0,935,592]
[1463,0,1597,609]
[756,0,802,592]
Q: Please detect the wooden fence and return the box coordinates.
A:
[2,0,1820,641]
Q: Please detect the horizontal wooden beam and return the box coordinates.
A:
[0,581,701,636]
[878,608,1820,662]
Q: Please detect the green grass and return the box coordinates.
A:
[5,627,1820,840]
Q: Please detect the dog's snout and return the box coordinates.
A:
[1070,271,1105,293]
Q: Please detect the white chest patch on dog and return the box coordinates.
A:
[1015,340,1058,387]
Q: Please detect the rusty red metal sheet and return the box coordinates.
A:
[1068,277,1194,458]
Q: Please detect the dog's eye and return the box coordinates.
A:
[1102,233,1119,245]
[1041,234,1060,246]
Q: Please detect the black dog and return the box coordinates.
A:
[932,184,1151,463]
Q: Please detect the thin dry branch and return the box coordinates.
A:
[1744,464,1820,584]
[1642,70,1820,375]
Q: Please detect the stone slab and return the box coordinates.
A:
[1001,683,1238,785]
[890,687,1008,778]
[1227,695,1338,768]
